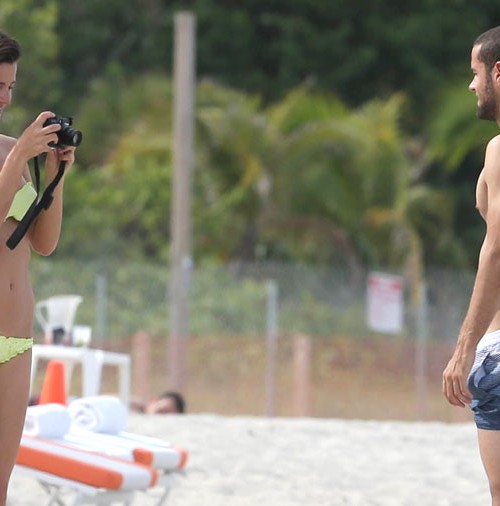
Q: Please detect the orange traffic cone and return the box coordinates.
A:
[38,360,67,405]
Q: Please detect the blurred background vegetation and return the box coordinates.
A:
[2,0,500,339]
[8,0,500,418]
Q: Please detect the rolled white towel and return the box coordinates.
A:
[68,395,127,434]
[24,403,71,438]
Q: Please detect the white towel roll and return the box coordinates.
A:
[24,403,71,438]
[68,395,127,434]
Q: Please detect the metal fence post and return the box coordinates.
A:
[95,273,107,345]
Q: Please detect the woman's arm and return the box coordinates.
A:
[0,111,60,221]
[28,145,76,255]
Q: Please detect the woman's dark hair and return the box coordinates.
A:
[0,31,20,64]
[475,26,500,71]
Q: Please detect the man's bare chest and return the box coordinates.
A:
[476,169,488,220]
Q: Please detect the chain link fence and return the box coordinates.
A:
[31,259,474,341]
[30,258,476,421]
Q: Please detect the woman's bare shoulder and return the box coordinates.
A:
[0,135,17,168]
[0,134,17,152]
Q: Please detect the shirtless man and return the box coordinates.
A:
[0,32,76,505]
[443,26,500,505]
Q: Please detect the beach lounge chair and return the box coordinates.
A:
[62,429,188,506]
[16,435,157,505]
[66,396,188,505]
[17,399,188,505]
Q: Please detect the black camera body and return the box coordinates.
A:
[43,115,83,148]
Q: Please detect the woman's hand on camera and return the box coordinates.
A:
[13,111,61,162]
[45,145,76,177]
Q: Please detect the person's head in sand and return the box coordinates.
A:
[146,391,185,414]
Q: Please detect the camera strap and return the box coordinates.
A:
[6,156,67,250]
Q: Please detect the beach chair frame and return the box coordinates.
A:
[138,471,177,506]
[15,465,136,505]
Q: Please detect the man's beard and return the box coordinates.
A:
[477,77,497,121]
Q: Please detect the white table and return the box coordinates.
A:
[30,344,131,408]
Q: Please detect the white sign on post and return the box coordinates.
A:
[366,272,404,334]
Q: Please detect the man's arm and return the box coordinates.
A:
[443,136,500,406]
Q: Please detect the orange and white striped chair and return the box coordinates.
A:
[17,435,157,505]
[16,400,189,505]
[62,429,188,505]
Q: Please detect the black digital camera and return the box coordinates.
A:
[43,115,83,148]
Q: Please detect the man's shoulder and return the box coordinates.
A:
[486,134,500,151]
[483,135,500,168]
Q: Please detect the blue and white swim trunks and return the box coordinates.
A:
[468,330,500,430]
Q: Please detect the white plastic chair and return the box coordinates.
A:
[35,295,83,345]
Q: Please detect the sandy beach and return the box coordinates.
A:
[7,413,491,506]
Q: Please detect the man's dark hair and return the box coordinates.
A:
[159,391,186,413]
[475,26,500,71]
[0,31,20,64]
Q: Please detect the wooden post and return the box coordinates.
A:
[169,11,196,393]
[415,282,428,420]
[264,280,279,416]
[132,331,152,404]
[293,334,312,417]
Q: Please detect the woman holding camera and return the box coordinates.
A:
[0,31,76,505]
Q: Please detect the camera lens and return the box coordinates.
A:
[69,129,83,147]
[60,127,83,147]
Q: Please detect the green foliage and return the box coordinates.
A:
[56,0,171,113]
[426,82,497,170]
[35,0,499,120]
[1,1,497,275]
[56,74,173,260]
[0,0,61,133]
[75,70,172,167]
[51,73,470,275]
[194,80,271,260]
[164,0,500,127]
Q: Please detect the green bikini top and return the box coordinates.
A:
[4,182,37,222]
